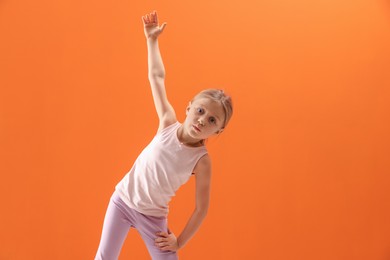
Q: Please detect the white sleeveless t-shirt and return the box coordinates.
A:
[115,122,208,217]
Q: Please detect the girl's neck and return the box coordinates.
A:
[177,125,204,147]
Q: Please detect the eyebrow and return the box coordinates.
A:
[213,114,221,121]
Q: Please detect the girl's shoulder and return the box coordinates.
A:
[193,154,211,176]
[157,116,178,133]
[157,121,179,133]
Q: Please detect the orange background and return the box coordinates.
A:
[1,0,390,259]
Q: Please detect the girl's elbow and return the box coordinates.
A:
[148,70,165,79]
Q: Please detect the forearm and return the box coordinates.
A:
[147,38,165,78]
[177,209,207,249]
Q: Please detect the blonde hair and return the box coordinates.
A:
[192,89,233,131]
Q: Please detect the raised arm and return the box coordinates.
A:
[142,11,176,131]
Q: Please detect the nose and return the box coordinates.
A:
[198,118,205,126]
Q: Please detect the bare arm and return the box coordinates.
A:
[142,11,176,131]
[177,155,211,248]
[155,155,212,251]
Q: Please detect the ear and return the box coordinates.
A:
[216,128,224,134]
[186,102,191,115]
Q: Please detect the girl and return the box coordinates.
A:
[95,11,233,260]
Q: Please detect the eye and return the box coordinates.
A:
[197,108,204,114]
[209,117,217,124]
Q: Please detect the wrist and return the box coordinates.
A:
[146,35,158,42]
[176,237,185,250]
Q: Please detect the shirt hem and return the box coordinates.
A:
[114,189,168,218]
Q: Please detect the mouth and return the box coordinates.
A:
[192,125,201,132]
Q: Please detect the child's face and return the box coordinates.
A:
[184,98,225,140]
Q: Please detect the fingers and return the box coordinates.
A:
[155,240,169,245]
[142,11,156,25]
[141,15,150,26]
[160,245,173,251]
[154,237,169,249]
[160,22,167,32]
[154,232,170,247]
[153,10,158,24]
[141,15,149,25]
[155,237,168,243]
[156,232,169,237]
[156,231,169,238]
[142,11,166,28]
[155,241,173,251]
[154,231,178,251]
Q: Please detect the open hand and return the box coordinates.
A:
[155,231,179,252]
[142,11,167,39]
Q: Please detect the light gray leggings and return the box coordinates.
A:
[95,192,178,260]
